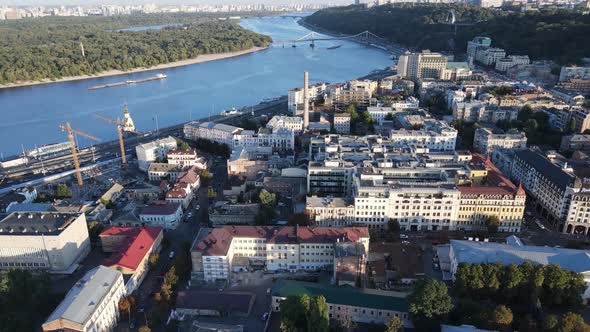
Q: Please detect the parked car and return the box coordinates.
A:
[195,205,200,210]
[262,312,269,321]
[169,251,175,259]
[400,234,409,239]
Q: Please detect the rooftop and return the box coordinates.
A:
[514,149,574,191]
[43,266,122,328]
[140,202,181,216]
[451,240,590,273]
[193,226,369,256]
[176,290,254,315]
[306,196,354,208]
[100,227,163,271]
[148,163,181,173]
[0,212,82,236]
[272,280,408,312]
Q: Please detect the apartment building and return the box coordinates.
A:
[442,62,473,81]
[476,48,506,66]
[510,149,578,231]
[183,121,242,146]
[266,116,304,133]
[389,120,457,151]
[467,36,492,59]
[308,160,356,197]
[306,196,355,227]
[147,163,182,181]
[329,80,377,109]
[42,266,126,332]
[473,128,527,155]
[0,212,90,272]
[570,108,590,133]
[333,113,351,134]
[135,136,177,171]
[456,156,526,232]
[100,227,163,294]
[191,226,369,281]
[139,202,183,229]
[559,66,590,82]
[167,149,207,169]
[288,82,328,114]
[397,51,448,80]
[495,56,530,72]
[226,146,271,180]
[233,127,295,152]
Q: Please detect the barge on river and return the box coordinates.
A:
[88,73,167,90]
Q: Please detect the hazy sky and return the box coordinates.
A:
[0,0,344,5]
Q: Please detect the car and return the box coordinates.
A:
[399,234,409,239]
[129,320,137,329]
[401,240,410,245]
[266,288,271,295]
[262,312,269,321]
[195,205,200,210]
[169,251,175,259]
[218,287,224,292]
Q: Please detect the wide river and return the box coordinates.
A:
[0,15,392,157]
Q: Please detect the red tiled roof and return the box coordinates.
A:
[193,226,369,256]
[100,226,163,271]
[459,154,524,198]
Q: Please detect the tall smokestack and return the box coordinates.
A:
[303,71,309,130]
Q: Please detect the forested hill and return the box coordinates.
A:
[305,4,590,64]
[0,13,272,84]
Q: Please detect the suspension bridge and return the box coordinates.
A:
[273,30,403,55]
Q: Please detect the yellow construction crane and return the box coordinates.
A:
[94,113,127,168]
[58,122,101,186]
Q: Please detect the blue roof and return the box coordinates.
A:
[451,240,590,273]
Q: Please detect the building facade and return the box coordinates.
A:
[0,212,90,272]
[473,128,527,155]
[135,136,177,171]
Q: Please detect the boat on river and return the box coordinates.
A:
[327,45,342,50]
[88,73,167,90]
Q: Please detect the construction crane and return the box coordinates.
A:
[94,113,127,168]
[58,122,101,186]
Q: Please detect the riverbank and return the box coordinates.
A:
[0,46,267,90]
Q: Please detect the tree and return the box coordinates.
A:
[408,278,453,324]
[482,305,513,332]
[385,317,404,332]
[240,118,258,130]
[518,105,534,122]
[557,312,590,332]
[148,253,160,268]
[55,183,72,198]
[567,118,577,134]
[485,215,500,233]
[179,142,191,151]
[544,314,559,332]
[526,119,539,132]
[386,219,401,241]
[118,296,136,321]
[200,170,213,185]
[164,266,179,288]
[280,295,309,330]
[307,296,329,332]
[138,326,151,332]
[87,221,104,242]
[335,312,355,331]
[384,113,395,121]
[259,189,277,208]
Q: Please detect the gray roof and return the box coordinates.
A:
[0,212,82,236]
[451,240,590,273]
[6,203,52,213]
[514,149,574,191]
[198,121,242,134]
[43,266,122,327]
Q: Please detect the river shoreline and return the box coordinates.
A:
[0,46,267,90]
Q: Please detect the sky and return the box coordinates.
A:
[0,0,343,5]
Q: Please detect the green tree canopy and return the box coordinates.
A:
[408,278,453,322]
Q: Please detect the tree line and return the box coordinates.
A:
[0,13,272,84]
[305,4,590,64]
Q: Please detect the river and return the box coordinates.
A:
[0,15,392,157]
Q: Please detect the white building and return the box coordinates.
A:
[495,55,530,72]
[167,149,207,169]
[0,212,90,273]
[559,66,590,82]
[183,121,242,146]
[135,136,177,171]
[397,50,448,80]
[467,36,492,60]
[476,48,506,66]
[42,266,126,332]
[308,160,356,197]
[147,163,181,181]
[288,82,329,114]
[306,196,355,227]
[191,226,369,281]
[333,113,351,134]
[473,128,527,155]
[266,115,304,133]
[389,120,457,151]
[233,127,295,152]
[139,202,183,229]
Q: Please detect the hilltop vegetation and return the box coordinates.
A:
[305,4,590,64]
[0,13,272,84]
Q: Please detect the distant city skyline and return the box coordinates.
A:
[0,0,347,5]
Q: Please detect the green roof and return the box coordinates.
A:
[271,280,409,312]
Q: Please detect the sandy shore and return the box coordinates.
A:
[0,46,267,90]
